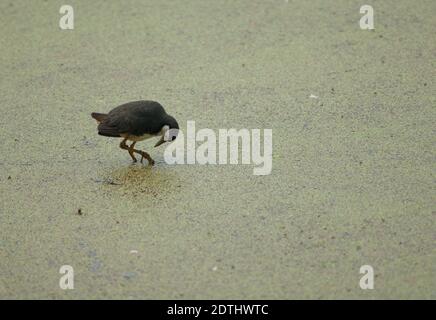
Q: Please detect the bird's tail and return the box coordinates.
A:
[91,112,108,123]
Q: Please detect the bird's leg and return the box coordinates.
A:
[128,142,138,163]
[120,138,155,166]
[130,147,155,166]
[138,150,155,166]
[120,138,137,162]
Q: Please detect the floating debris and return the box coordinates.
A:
[91,177,122,185]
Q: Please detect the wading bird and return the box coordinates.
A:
[91,100,179,165]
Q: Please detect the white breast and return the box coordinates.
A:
[120,125,168,142]
[121,133,156,142]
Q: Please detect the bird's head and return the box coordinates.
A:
[155,115,179,147]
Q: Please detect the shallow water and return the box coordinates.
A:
[0,0,435,299]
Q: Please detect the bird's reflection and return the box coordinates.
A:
[97,163,182,197]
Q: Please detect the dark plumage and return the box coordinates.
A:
[91,100,179,165]
[92,100,178,137]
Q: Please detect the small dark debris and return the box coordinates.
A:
[423,83,427,86]
[77,208,83,215]
[359,161,363,165]
[91,178,122,185]
[7,176,11,180]
[107,180,121,185]
[242,63,245,67]
[356,245,362,251]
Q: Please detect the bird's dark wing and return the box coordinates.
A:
[104,101,167,136]
[97,121,121,137]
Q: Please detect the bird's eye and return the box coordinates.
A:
[172,136,177,141]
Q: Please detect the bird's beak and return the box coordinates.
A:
[154,136,166,147]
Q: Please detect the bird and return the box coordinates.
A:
[91,100,179,165]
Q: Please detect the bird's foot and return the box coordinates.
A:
[139,151,155,166]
